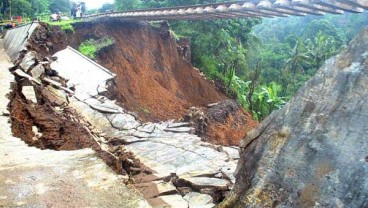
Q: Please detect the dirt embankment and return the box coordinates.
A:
[29,20,257,146]
[32,20,226,122]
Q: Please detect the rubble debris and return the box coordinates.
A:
[3,21,258,208]
[22,86,37,103]
[20,51,38,72]
[185,99,258,146]
[13,69,41,85]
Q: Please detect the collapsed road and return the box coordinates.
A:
[1,21,255,207]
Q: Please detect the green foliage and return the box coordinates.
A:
[114,0,142,11]
[78,37,115,59]
[79,39,97,59]
[48,20,75,32]
[10,0,32,17]
[99,3,115,13]
[49,0,71,13]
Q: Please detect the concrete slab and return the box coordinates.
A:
[51,46,116,95]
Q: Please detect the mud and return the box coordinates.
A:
[185,100,258,146]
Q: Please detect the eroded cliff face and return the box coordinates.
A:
[219,29,368,208]
[27,19,257,146]
[34,19,227,122]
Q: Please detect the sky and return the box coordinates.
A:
[74,0,114,10]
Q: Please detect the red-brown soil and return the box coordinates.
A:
[206,110,257,146]
[8,82,98,150]
[186,100,258,146]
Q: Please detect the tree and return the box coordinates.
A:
[49,0,71,13]
[99,3,115,13]
[114,0,142,11]
[10,0,32,17]
[30,0,50,16]
[306,31,338,68]
[304,19,346,45]
[0,0,10,18]
[284,41,311,75]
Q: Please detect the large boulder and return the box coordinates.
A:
[220,29,368,207]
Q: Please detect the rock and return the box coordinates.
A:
[42,86,68,106]
[159,195,188,208]
[30,64,44,80]
[164,127,193,133]
[85,98,121,114]
[13,69,41,85]
[184,192,214,207]
[222,146,240,160]
[182,177,230,190]
[106,113,140,130]
[154,181,178,195]
[220,29,368,208]
[20,51,37,71]
[167,122,190,128]
[207,102,218,108]
[206,100,239,122]
[22,86,37,103]
[137,123,156,133]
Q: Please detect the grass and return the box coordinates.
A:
[47,20,77,33]
[78,37,115,59]
[79,39,97,59]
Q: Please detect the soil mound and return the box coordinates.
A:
[185,100,258,146]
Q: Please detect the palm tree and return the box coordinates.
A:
[284,41,311,75]
[306,31,338,68]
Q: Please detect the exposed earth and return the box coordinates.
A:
[1,20,256,207]
[1,18,367,208]
[27,19,258,146]
[0,40,150,208]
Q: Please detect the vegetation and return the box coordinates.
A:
[47,20,76,32]
[0,0,75,19]
[4,0,367,121]
[113,0,368,120]
[78,37,115,59]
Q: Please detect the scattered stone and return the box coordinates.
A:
[85,98,121,114]
[22,86,37,103]
[42,77,74,94]
[154,181,178,195]
[182,177,230,190]
[164,127,193,133]
[207,103,219,108]
[184,192,214,207]
[167,122,190,128]
[29,64,44,80]
[106,113,140,130]
[32,126,42,138]
[137,123,156,133]
[42,86,68,106]
[19,51,37,71]
[177,187,192,196]
[159,195,188,208]
[13,69,41,85]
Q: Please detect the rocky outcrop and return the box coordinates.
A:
[219,29,368,207]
